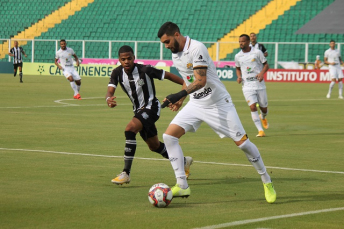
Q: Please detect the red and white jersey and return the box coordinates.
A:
[172,36,231,106]
[55,47,76,68]
[235,47,267,90]
[324,48,341,67]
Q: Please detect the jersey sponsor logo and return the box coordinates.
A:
[246,67,254,74]
[186,75,194,83]
[193,87,212,99]
[251,58,256,62]
[186,63,193,69]
[194,55,206,63]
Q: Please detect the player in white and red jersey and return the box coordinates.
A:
[157,22,276,203]
[235,34,270,137]
[324,40,344,99]
[55,39,82,100]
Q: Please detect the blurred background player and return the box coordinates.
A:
[324,40,344,99]
[314,55,322,70]
[55,39,82,100]
[250,32,268,57]
[236,34,270,137]
[9,41,27,83]
[106,45,193,185]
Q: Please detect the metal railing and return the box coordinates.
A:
[1,39,342,69]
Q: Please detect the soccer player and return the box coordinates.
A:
[324,40,344,99]
[55,39,82,100]
[250,32,268,57]
[9,41,27,83]
[106,45,193,185]
[235,34,270,137]
[158,22,276,203]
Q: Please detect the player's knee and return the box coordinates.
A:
[163,133,178,145]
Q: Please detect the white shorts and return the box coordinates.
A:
[170,98,247,141]
[63,66,81,81]
[242,88,268,107]
[329,66,344,79]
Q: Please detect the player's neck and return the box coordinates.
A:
[242,46,251,53]
[180,36,188,52]
[251,41,257,46]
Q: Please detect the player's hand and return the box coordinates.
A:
[24,54,27,57]
[58,65,63,70]
[161,90,187,108]
[257,73,264,82]
[237,77,242,84]
[169,100,183,111]
[106,96,117,108]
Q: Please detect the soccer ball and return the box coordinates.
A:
[148,183,173,208]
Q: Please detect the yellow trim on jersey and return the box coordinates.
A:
[0,0,94,59]
[207,0,301,60]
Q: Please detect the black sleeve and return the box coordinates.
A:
[142,64,164,80]
[260,43,267,53]
[20,47,24,52]
[109,66,122,87]
[10,48,13,54]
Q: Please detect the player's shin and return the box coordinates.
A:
[152,142,169,159]
[163,134,188,189]
[238,139,271,183]
[123,131,137,175]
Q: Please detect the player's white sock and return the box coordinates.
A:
[338,81,343,96]
[329,81,335,94]
[261,110,268,119]
[70,82,78,96]
[163,133,188,189]
[238,139,271,183]
[251,111,263,131]
[77,85,81,92]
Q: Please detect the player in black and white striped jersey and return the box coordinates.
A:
[9,41,27,83]
[106,45,193,185]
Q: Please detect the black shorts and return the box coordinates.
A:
[13,63,23,69]
[134,108,160,141]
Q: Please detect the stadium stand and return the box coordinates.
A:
[0,0,340,66]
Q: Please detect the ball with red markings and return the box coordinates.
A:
[148,183,173,208]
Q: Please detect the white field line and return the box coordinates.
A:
[0,97,336,109]
[0,148,343,175]
[193,207,344,229]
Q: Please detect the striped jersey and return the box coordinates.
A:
[10,47,24,64]
[108,64,165,113]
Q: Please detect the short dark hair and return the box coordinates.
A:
[239,34,250,41]
[330,40,335,43]
[157,22,180,38]
[118,45,134,56]
[60,39,66,43]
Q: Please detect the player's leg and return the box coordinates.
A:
[257,89,269,129]
[205,100,276,203]
[111,117,142,185]
[64,69,79,97]
[337,69,343,99]
[13,64,17,77]
[243,89,264,136]
[162,103,201,197]
[71,69,82,99]
[327,69,336,98]
[18,64,23,82]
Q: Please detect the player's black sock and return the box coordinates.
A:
[152,142,169,159]
[14,71,17,77]
[123,131,137,175]
[19,72,23,82]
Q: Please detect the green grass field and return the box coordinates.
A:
[1,73,344,229]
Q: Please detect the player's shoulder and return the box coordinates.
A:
[189,38,207,52]
[235,50,244,58]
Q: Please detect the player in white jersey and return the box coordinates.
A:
[235,34,270,137]
[157,22,276,203]
[324,40,344,99]
[55,39,82,100]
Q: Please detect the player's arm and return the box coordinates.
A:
[72,54,79,67]
[324,57,334,65]
[261,44,268,57]
[161,66,207,108]
[8,49,14,57]
[236,67,242,84]
[164,71,184,85]
[106,86,117,108]
[54,58,63,70]
[339,57,344,66]
[257,62,269,82]
[21,48,27,57]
